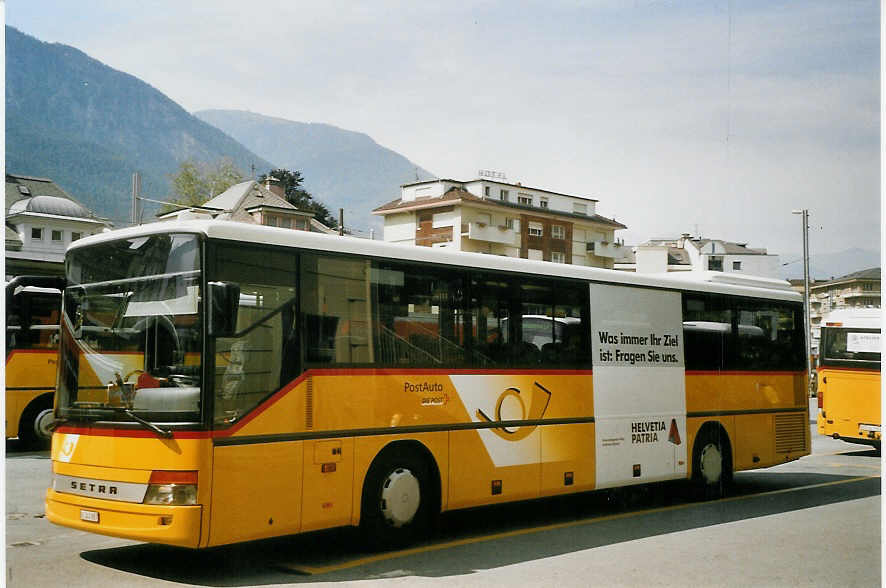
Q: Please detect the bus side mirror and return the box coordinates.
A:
[207,281,239,338]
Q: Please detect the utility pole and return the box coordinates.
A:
[130,172,141,225]
[792,209,812,396]
[339,208,344,236]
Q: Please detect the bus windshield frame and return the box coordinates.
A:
[56,233,206,429]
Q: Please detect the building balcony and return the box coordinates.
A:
[586,240,619,258]
[843,291,880,300]
[461,222,517,245]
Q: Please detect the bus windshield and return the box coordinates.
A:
[57,234,203,425]
[6,285,61,352]
[821,327,881,368]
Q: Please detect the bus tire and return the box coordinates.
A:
[19,395,54,450]
[692,425,732,500]
[360,448,432,548]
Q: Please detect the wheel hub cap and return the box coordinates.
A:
[379,467,420,527]
[699,443,722,484]
[34,409,55,442]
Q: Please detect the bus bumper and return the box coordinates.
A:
[859,424,881,441]
[45,489,202,548]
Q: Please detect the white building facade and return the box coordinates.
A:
[374,178,626,268]
[616,234,781,279]
[5,174,110,278]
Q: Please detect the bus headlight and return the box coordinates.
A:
[144,471,198,506]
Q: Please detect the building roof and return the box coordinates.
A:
[373,187,626,229]
[693,239,769,256]
[666,247,692,265]
[812,267,881,289]
[200,181,255,211]
[160,180,333,232]
[836,267,880,280]
[199,180,313,224]
[400,178,599,202]
[8,195,92,219]
[372,186,485,214]
[5,173,100,221]
[619,245,691,267]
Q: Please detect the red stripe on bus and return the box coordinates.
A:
[53,426,211,439]
[818,366,881,373]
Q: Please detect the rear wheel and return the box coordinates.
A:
[692,426,732,499]
[19,395,54,450]
[360,450,432,548]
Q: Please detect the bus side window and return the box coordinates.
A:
[682,294,733,371]
[469,274,589,368]
[211,244,297,425]
[373,261,467,367]
[734,301,805,371]
[301,254,372,365]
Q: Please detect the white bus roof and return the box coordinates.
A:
[70,220,802,302]
[821,308,882,330]
[5,284,62,296]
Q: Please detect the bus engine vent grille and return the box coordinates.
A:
[305,376,313,429]
[774,413,806,453]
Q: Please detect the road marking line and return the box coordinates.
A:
[824,462,882,471]
[279,475,878,575]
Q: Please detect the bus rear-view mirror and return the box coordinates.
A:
[207,281,239,338]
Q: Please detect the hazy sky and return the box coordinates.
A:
[6,1,881,259]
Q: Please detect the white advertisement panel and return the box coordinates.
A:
[591,283,687,488]
[847,332,881,354]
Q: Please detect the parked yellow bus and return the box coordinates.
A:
[6,277,64,448]
[45,221,809,548]
[817,308,881,452]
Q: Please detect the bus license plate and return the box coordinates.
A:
[80,509,99,523]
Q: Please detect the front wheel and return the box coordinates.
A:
[360,451,431,548]
[692,427,732,500]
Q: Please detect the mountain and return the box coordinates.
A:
[194,109,435,233]
[5,26,273,223]
[780,248,880,281]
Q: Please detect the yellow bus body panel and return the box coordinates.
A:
[209,440,304,545]
[686,372,809,472]
[46,431,212,548]
[817,368,881,443]
[49,369,808,548]
[5,350,58,438]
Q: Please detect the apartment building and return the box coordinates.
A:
[372,178,626,268]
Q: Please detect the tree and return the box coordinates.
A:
[259,168,338,228]
[166,158,244,211]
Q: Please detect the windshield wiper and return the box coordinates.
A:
[114,407,174,439]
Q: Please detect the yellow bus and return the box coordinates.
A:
[817,308,881,452]
[45,221,809,548]
[6,277,64,448]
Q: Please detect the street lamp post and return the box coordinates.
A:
[792,209,812,396]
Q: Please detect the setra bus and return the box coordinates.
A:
[45,220,809,548]
[817,308,881,452]
[6,276,64,448]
